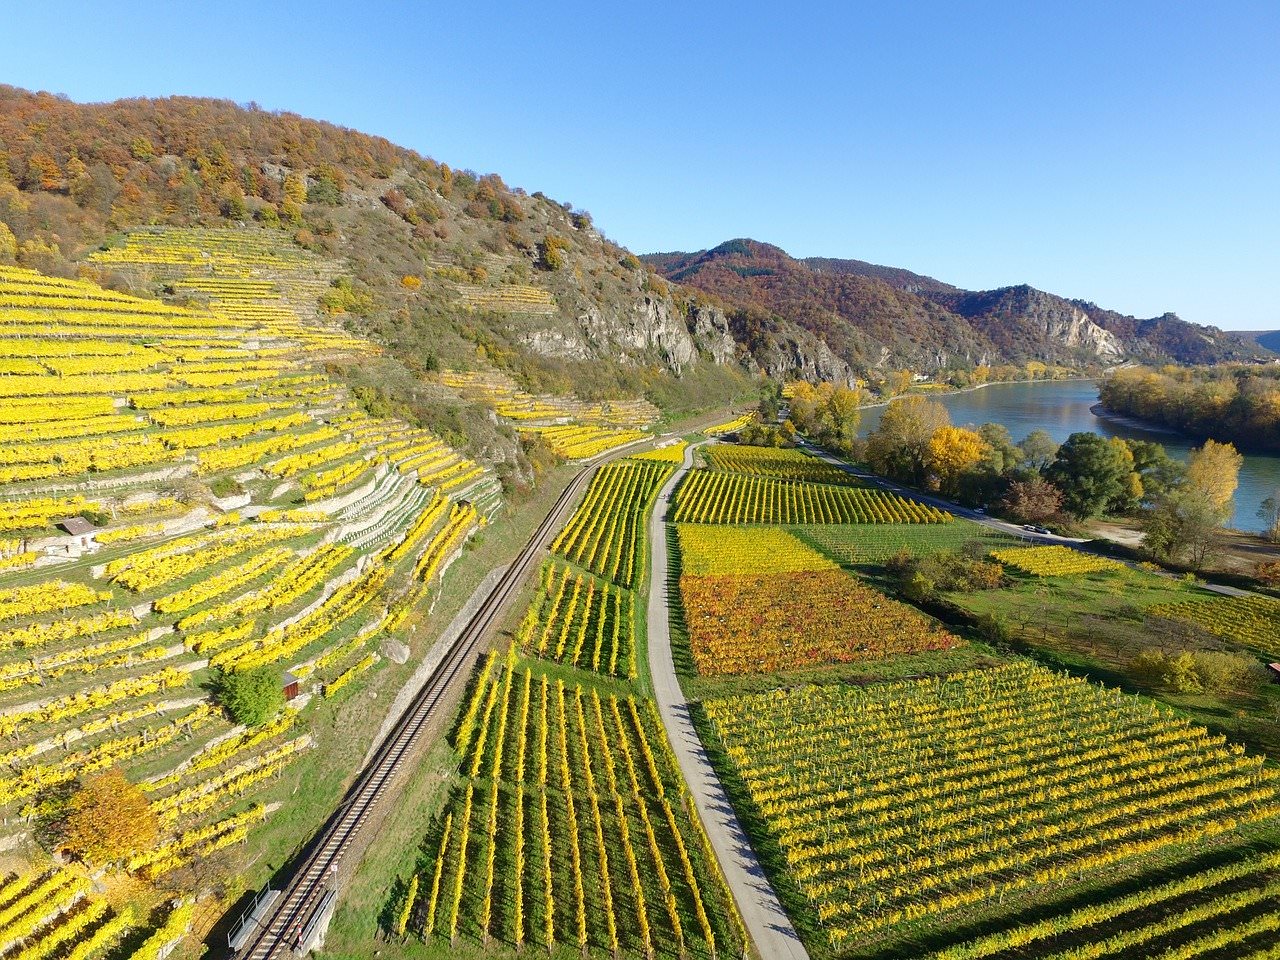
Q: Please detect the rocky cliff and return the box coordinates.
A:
[645,240,1263,378]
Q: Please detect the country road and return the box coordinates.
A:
[645,442,810,960]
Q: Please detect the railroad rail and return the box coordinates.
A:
[231,456,606,958]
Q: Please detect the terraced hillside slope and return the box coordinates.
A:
[0,84,750,434]
[0,246,523,952]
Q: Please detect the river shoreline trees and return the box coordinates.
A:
[1099,365,1280,453]
[847,396,1247,570]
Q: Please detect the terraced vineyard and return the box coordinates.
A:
[518,423,649,460]
[0,233,498,948]
[0,865,194,960]
[703,412,756,435]
[440,368,659,427]
[703,662,1280,952]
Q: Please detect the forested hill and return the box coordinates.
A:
[0,84,1266,415]
[0,85,746,408]
[645,239,1267,373]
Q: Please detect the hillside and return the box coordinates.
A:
[1231,329,1280,353]
[2,85,1266,427]
[0,85,749,447]
[645,239,1266,375]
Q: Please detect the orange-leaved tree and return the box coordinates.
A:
[60,767,158,864]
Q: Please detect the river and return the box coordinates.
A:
[857,379,1280,533]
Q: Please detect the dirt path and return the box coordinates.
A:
[645,442,810,960]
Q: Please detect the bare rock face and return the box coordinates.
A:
[685,303,738,365]
[381,638,410,665]
[520,293,736,374]
[1052,306,1124,359]
[752,332,858,386]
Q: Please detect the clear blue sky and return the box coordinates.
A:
[6,1,1278,329]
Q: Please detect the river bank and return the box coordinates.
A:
[854,375,1090,412]
[1088,402,1180,435]
[855,378,1280,533]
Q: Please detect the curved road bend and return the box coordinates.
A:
[646,443,811,960]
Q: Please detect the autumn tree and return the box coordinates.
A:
[1000,476,1065,524]
[1184,439,1243,514]
[788,381,863,456]
[60,768,158,864]
[0,222,15,264]
[882,370,915,398]
[926,426,990,496]
[864,396,950,485]
[1143,439,1242,568]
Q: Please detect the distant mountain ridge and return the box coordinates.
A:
[1230,330,1280,353]
[644,239,1266,378]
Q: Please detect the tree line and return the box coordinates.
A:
[1099,365,1280,453]
[746,390,1257,571]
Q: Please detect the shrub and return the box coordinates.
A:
[216,666,285,727]
[1254,559,1280,588]
[1132,647,1265,695]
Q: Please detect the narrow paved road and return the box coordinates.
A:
[646,443,810,960]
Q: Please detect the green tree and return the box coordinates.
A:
[1258,491,1280,543]
[216,665,285,727]
[756,380,783,423]
[1143,487,1224,569]
[976,422,1020,475]
[1125,439,1182,503]
[1019,429,1059,471]
[1044,432,1135,518]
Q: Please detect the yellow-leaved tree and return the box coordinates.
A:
[926,426,991,496]
[1184,439,1243,516]
[60,768,158,864]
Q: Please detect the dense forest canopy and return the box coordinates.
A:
[1099,365,1280,453]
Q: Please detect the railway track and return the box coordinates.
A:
[232,456,606,958]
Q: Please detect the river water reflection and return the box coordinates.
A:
[857,379,1280,533]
